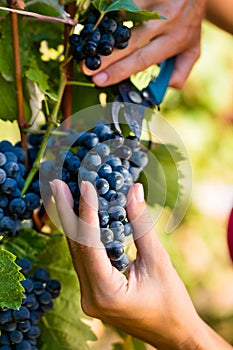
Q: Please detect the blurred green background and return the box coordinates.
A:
[157,20,233,347]
[0,19,232,349]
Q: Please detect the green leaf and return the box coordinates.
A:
[0,16,14,82]
[36,235,96,350]
[140,143,185,208]
[3,228,48,264]
[25,67,49,93]
[25,0,66,17]
[0,75,18,121]
[0,248,25,310]
[92,0,161,21]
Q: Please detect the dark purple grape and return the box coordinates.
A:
[85,55,101,70]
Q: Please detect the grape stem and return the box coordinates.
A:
[9,9,28,160]
[66,81,95,87]
[93,12,105,30]
[21,73,67,196]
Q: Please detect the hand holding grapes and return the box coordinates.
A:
[81,0,207,89]
[51,179,233,349]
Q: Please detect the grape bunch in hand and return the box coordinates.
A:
[54,121,148,272]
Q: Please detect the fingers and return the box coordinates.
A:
[127,184,170,271]
[169,44,201,89]
[50,179,79,242]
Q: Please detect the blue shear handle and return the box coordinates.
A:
[147,56,175,105]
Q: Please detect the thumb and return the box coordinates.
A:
[50,179,79,242]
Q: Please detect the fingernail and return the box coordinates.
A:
[135,183,144,203]
[93,71,108,86]
[80,181,87,197]
[49,181,57,197]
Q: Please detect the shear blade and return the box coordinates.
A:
[124,103,145,139]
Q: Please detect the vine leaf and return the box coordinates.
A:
[36,234,96,350]
[25,67,50,93]
[92,0,161,21]
[3,228,48,264]
[0,249,25,310]
[139,143,186,208]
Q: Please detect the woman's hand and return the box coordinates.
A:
[81,0,207,89]
[50,179,205,349]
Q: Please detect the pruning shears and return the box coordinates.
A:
[111,56,175,139]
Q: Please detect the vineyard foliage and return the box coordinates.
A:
[0,1,191,349]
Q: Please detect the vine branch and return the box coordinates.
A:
[8,1,28,156]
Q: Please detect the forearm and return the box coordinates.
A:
[205,0,233,34]
[170,318,233,350]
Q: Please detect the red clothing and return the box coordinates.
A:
[227,208,233,262]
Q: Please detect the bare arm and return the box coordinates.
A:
[205,0,233,34]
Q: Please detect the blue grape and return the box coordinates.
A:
[95,143,110,158]
[83,133,99,149]
[3,161,19,178]
[0,216,16,235]
[83,152,101,171]
[100,228,114,245]
[97,163,112,178]
[111,253,130,271]
[33,268,49,282]
[105,155,122,168]
[0,195,8,208]
[1,178,17,195]
[4,152,18,163]
[105,171,124,191]
[66,156,81,174]
[38,291,52,305]
[0,332,10,346]
[114,145,132,160]
[0,152,7,167]
[0,169,6,184]
[109,192,127,207]
[9,330,23,344]
[9,198,26,217]
[46,280,61,299]
[32,281,44,296]
[23,193,40,211]
[130,150,148,168]
[13,147,26,163]
[13,307,30,322]
[98,197,109,211]
[17,259,32,274]
[21,279,34,294]
[0,310,12,325]
[17,320,31,333]
[106,241,124,260]
[16,340,32,350]
[109,205,126,221]
[0,141,13,152]
[109,221,124,235]
[123,221,134,236]
[95,178,109,195]
[25,326,40,339]
[77,146,89,160]
[98,210,109,227]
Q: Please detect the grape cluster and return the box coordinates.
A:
[54,121,148,271]
[0,141,41,238]
[69,9,131,70]
[0,258,61,350]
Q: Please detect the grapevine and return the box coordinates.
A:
[0,1,183,349]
